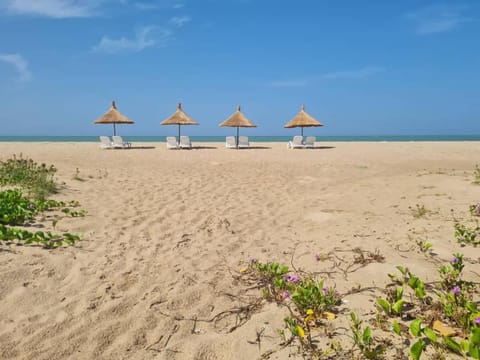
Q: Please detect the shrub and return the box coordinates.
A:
[0,154,57,200]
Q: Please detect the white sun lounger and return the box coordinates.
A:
[225,136,237,148]
[238,136,250,148]
[166,136,179,149]
[99,136,113,149]
[179,136,192,149]
[304,136,316,148]
[287,135,305,149]
[112,135,131,149]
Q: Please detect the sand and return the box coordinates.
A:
[0,141,479,359]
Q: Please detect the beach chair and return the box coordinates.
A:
[288,135,305,149]
[304,136,316,148]
[112,135,131,149]
[99,136,113,149]
[166,136,179,149]
[238,136,250,148]
[179,136,192,149]
[225,136,237,148]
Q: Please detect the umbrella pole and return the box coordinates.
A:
[178,124,181,142]
[113,123,116,136]
[301,127,304,137]
[236,127,239,149]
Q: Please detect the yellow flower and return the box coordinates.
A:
[296,325,305,338]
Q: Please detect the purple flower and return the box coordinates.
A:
[315,254,320,262]
[285,275,299,283]
[450,257,458,264]
[283,290,290,299]
[474,317,480,325]
[322,287,328,293]
[452,286,461,295]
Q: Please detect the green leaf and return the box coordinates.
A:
[396,286,404,300]
[469,344,480,360]
[377,298,391,315]
[363,326,371,345]
[443,336,462,354]
[392,299,404,315]
[423,327,437,343]
[393,320,401,336]
[460,340,469,352]
[410,339,425,360]
[470,328,480,346]
[410,319,422,337]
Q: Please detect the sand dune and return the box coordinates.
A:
[0,141,479,359]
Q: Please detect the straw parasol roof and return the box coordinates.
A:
[219,106,257,128]
[219,106,256,149]
[161,102,198,126]
[160,103,199,139]
[284,105,324,136]
[94,100,134,136]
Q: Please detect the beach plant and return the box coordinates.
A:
[377,286,404,317]
[469,204,480,217]
[454,222,480,247]
[0,224,80,248]
[0,154,57,200]
[410,204,429,219]
[438,253,464,290]
[0,187,85,248]
[350,312,385,359]
[0,189,87,226]
[416,239,433,255]
[473,165,480,185]
[0,189,36,225]
[248,260,343,357]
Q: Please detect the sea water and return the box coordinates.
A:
[0,135,479,142]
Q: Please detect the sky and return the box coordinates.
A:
[0,0,479,136]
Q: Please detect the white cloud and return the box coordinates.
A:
[169,15,191,27]
[322,67,385,80]
[92,26,173,53]
[2,0,99,18]
[406,4,472,34]
[0,53,32,82]
[268,66,384,87]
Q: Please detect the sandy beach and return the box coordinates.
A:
[0,141,479,359]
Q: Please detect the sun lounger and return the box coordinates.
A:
[287,135,305,149]
[99,136,113,149]
[166,136,179,149]
[112,135,131,149]
[179,136,192,149]
[238,136,250,148]
[225,136,237,148]
[304,136,315,148]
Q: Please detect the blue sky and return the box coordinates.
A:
[0,0,479,136]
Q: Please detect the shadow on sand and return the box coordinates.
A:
[121,146,156,150]
[190,146,218,150]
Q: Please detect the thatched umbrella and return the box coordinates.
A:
[284,104,324,136]
[160,103,199,140]
[94,100,134,136]
[219,105,257,149]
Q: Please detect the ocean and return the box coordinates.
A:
[0,135,478,142]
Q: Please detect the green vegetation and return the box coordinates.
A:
[472,165,480,185]
[0,154,57,200]
[410,204,429,219]
[0,155,86,248]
